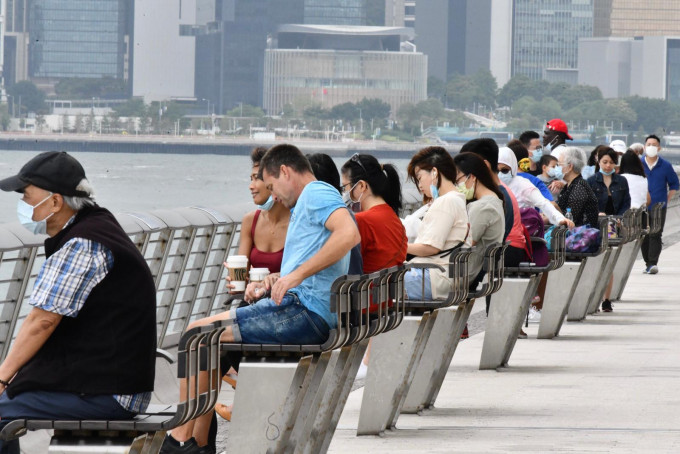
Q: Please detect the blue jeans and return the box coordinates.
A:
[0,391,134,453]
[231,293,330,344]
[405,268,433,300]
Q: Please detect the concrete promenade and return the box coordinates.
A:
[327,243,680,453]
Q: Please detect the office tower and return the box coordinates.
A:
[3,0,29,87]
[416,0,512,86]
[28,0,130,83]
[513,0,594,82]
[594,0,680,37]
[304,0,367,25]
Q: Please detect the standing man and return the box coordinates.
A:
[641,135,679,274]
[0,152,157,454]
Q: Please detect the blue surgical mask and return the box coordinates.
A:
[548,166,563,180]
[544,138,557,154]
[17,193,53,235]
[581,165,595,180]
[429,170,439,200]
[530,147,543,163]
[498,171,513,185]
[600,168,615,176]
[256,195,275,211]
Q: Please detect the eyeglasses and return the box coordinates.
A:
[350,153,368,175]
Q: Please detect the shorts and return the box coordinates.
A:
[231,293,330,345]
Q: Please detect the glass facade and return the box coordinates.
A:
[6,0,28,33]
[513,0,594,80]
[667,39,680,103]
[304,0,367,25]
[28,0,128,79]
[594,0,680,37]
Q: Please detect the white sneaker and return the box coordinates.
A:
[355,361,368,380]
[528,306,541,323]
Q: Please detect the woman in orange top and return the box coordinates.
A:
[341,153,407,273]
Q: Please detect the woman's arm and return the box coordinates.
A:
[407,243,441,257]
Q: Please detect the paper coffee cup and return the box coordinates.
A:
[249,267,270,283]
[226,255,248,292]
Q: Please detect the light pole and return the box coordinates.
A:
[359,108,363,133]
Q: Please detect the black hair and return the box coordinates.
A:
[453,152,504,206]
[250,146,268,166]
[506,139,529,162]
[539,154,557,168]
[460,138,499,172]
[518,130,540,146]
[645,134,661,145]
[341,154,402,215]
[596,146,618,166]
[589,145,607,167]
[619,149,646,178]
[260,143,313,178]
[306,153,341,194]
[407,146,458,203]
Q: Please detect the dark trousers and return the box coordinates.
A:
[0,391,134,454]
[641,206,667,267]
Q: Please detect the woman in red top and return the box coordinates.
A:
[341,153,407,273]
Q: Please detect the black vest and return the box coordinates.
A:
[8,206,157,397]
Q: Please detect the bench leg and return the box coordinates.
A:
[610,240,640,301]
[356,313,433,436]
[305,340,369,454]
[538,261,584,339]
[480,275,541,370]
[567,252,609,321]
[423,299,474,409]
[228,355,313,453]
[587,246,621,315]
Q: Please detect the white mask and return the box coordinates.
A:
[645,146,658,158]
[17,193,53,235]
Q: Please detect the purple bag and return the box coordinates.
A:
[520,207,549,266]
[565,225,601,253]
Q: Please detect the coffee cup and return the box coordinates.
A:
[226,255,248,292]
[249,267,270,283]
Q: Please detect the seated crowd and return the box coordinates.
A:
[0,121,674,454]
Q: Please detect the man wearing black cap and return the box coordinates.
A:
[0,152,157,454]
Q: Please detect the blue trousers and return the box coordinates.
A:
[0,390,134,454]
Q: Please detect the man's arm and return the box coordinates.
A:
[0,308,62,395]
[270,208,360,303]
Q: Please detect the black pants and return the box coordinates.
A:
[641,206,667,267]
[486,245,526,315]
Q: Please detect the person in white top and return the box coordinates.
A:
[618,149,649,209]
[497,147,574,229]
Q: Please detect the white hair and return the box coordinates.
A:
[629,142,645,155]
[63,178,96,211]
[561,147,586,174]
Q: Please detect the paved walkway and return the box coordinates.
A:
[326,242,680,453]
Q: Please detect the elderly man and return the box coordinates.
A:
[0,151,157,454]
[160,143,361,453]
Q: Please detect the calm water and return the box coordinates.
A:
[0,150,419,222]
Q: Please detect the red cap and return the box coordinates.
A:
[545,119,573,140]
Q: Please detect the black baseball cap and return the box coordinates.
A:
[0,151,90,197]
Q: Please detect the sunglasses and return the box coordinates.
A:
[350,153,368,175]
[499,168,512,174]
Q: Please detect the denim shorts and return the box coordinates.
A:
[404,268,433,300]
[231,293,330,344]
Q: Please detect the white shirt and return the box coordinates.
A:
[621,174,648,209]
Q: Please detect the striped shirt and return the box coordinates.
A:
[30,235,151,413]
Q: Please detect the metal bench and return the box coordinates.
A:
[480,226,567,370]
[221,267,407,453]
[0,325,224,453]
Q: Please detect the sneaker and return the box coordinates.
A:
[601,299,613,312]
[160,435,215,454]
[528,306,541,323]
[517,329,528,339]
[648,265,659,274]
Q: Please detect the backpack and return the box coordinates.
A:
[520,207,549,266]
[565,225,601,253]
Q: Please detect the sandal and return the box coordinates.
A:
[215,403,232,421]
[460,324,469,339]
[222,373,237,390]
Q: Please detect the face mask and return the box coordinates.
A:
[429,170,439,200]
[544,138,557,154]
[549,166,563,180]
[256,195,275,211]
[456,177,475,201]
[581,165,595,180]
[645,146,658,158]
[530,147,543,163]
[17,193,53,235]
[498,171,513,185]
[600,168,615,176]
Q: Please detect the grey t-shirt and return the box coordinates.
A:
[467,195,505,278]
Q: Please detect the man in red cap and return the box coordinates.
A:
[543,119,573,192]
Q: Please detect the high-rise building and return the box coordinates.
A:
[3,0,30,87]
[28,0,130,83]
[512,0,594,82]
[594,0,680,38]
[195,0,304,114]
[416,0,512,86]
[304,0,367,25]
